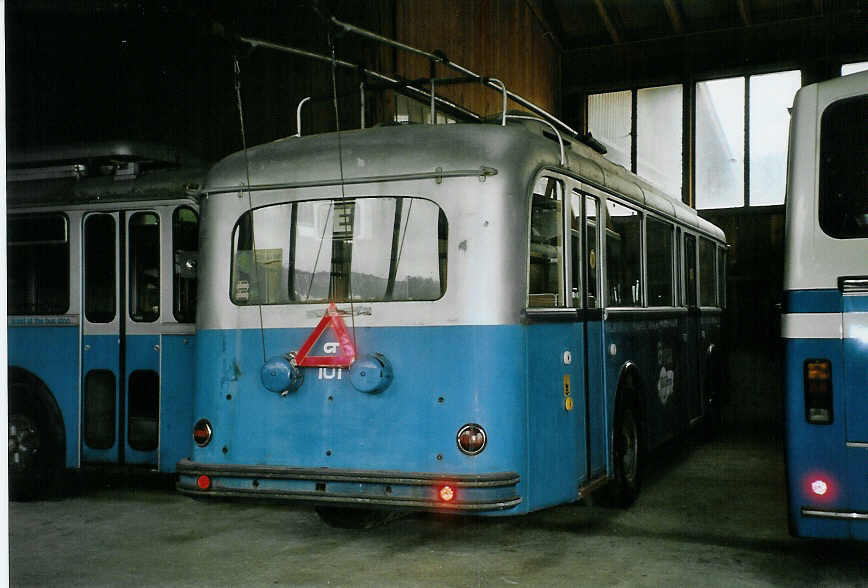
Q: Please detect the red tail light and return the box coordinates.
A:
[438,485,455,502]
[197,475,212,490]
[811,479,829,496]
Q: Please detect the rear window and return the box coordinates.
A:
[231,197,447,305]
[818,94,868,239]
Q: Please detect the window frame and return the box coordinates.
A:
[692,69,802,210]
[603,195,645,309]
[230,196,449,306]
[585,68,804,211]
[128,210,161,323]
[83,212,118,324]
[683,232,698,308]
[698,236,719,308]
[172,205,199,323]
[644,213,676,308]
[7,212,72,316]
[527,175,567,309]
[587,83,685,199]
[817,94,868,240]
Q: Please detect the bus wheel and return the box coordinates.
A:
[609,397,642,507]
[8,381,62,501]
[315,506,401,529]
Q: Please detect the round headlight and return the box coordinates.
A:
[456,423,487,455]
[193,419,213,448]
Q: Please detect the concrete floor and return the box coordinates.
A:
[10,431,868,587]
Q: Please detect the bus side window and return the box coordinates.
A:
[718,246,727,308]
[646,216,674,307]
[8,213,70,315]
[699,237,717,307]
[84,214,116,323]
[818,94,868,239]
[569,191,601,309]
[605,199,643,307]
[675,227,683,306]
[528,176,565,308]
[173,207,199,323]
[585,195,600,309]
[569,191,582,308]
[129,212,160,322]
[684,234,697,307]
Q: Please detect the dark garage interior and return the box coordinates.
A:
[6,0,868,584]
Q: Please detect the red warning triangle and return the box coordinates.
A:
[295,301,357,368]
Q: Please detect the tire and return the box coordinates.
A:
[8,379,63,501]
[608,394,642,508]
[315,506,402,529]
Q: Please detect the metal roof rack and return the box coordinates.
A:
[233,15,606,154]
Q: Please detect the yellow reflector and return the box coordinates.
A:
[806,360,831,381]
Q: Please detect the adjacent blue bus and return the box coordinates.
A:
[177,115,727,526]
[782,70,868,540]
[7,142,204,499]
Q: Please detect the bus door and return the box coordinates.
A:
[82,210,162,466]
[683,233,701,423]
[578,190,607,480]
[843,283,868,444]
[526,176,588,507]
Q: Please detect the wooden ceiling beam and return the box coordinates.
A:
[663,0,685,34]
[523,0,565,51]
[737,0,753,26]
[593,0,622,44]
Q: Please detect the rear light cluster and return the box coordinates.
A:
[804,359,833,424]
[457,424,487,455]
[193,419,213,447]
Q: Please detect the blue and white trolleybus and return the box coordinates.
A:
[177,99,727,525]
[782,69,868,540]
[7,142,204,499]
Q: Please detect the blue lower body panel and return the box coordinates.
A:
[187,325,530,514]
[158,335,196,472]
[785,337,868,539]
[8,325,80,468]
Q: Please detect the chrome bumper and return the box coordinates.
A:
[801,507,868,521]
[177,459,521,511]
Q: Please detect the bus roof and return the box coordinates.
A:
[7,141,207,209]
[7,140,202,169]
[205,121,725,242]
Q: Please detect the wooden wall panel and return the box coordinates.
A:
[393,0,560,119]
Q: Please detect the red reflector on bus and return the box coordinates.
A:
[439,485,455,502]
[803,471,838,502]
[197,475,212,490]
[811,479,829,496]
